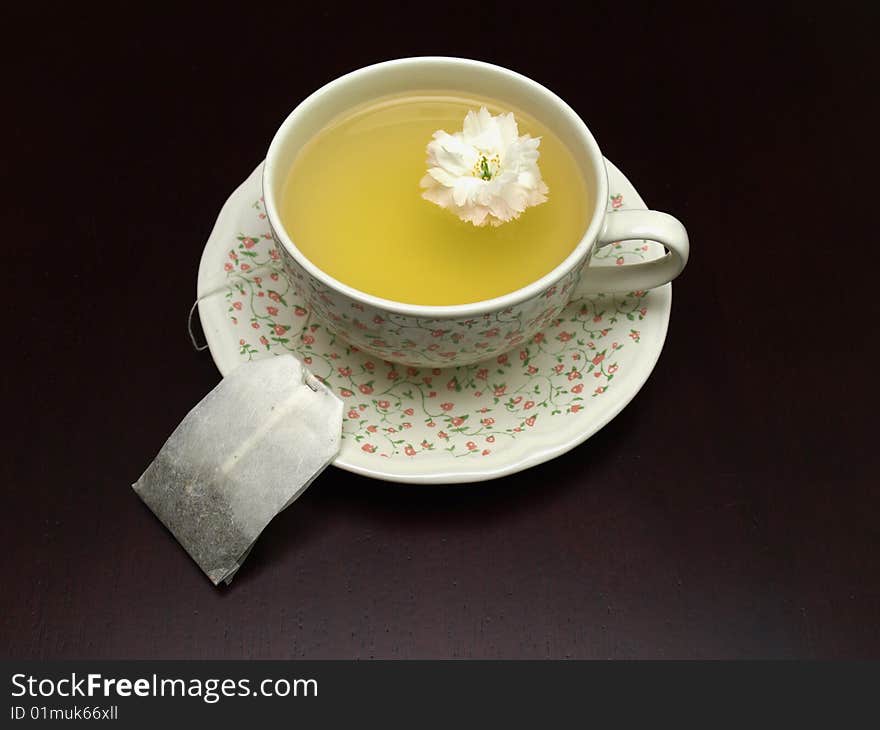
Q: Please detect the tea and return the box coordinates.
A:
[280,92,590,305]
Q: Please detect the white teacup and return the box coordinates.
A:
[264,57,688,367]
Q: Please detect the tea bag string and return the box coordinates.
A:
[187,264,279,352]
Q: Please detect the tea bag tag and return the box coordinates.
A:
[132,355,343,586]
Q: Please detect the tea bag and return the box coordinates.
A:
[133,355,342,585]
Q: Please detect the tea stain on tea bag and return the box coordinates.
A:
[133,355,343,586]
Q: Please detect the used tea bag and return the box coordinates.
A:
[133,355,342,585]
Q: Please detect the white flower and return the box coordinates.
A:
[420,107,549,227]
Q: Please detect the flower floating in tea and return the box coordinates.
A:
[420,107,549,227]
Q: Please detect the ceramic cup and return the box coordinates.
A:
[264,57,689,367]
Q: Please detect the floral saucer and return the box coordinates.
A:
[196,159,671,484]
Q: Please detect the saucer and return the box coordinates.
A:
[197,159,671,484]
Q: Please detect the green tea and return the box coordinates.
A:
[281,92,590,305]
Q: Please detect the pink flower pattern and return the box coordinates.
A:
[219,191,654,459]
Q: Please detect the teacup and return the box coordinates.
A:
[263,57,689,367]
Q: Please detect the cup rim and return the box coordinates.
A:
[263,56,608,318]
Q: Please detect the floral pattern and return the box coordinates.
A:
[274,236,580,367]
[211,186,658,461]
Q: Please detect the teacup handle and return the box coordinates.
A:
[574,210,690,295]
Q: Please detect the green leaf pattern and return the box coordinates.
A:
[219,195,648,459]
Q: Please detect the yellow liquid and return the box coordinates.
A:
[281,92,590,305]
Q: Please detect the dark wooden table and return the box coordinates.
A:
[4,3,878,659]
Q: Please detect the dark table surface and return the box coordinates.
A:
[4,3,879,659]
